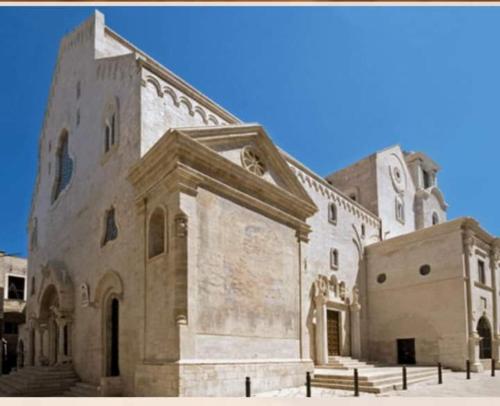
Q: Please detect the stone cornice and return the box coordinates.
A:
[367,217,498,256]
[128,131,316,235]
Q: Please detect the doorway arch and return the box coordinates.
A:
[477,316,492,359]
[39,285,60,365]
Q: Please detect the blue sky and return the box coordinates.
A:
[0,6,499,257]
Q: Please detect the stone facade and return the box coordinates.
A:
[21,11,499,397]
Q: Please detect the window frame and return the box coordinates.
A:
[5,274,26,301]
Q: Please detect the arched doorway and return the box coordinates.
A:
[39,285,60,365]
[105,296,120,377]
[477,316,492,359]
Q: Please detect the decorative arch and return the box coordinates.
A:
[193,106,208,124]
[207,114,219,126]
[430,186,448,210]
[144,75,163,97]
[94,270,124,308]
[178,96,194,115]
[36,262,75,318]
[163,86,179,106]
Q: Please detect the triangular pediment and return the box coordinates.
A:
[175,124,315,207]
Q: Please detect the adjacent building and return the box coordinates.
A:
[0,253,27,375]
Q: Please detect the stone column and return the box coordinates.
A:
[56,318,66,365]
[314,295,328,365]
[463,228,483,372]
[350,289,362,359]
[38,323,48,366]
[490,246,500,366]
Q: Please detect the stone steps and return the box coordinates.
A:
[311,356,447,394]
[63,382,101,397]
[0,366,80,397]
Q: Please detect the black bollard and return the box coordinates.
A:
[402,366,407,390]
[438,362,442,384]
[354,368,359,397]
[306,371,311,397]
[492,359,496,377]
[245,376,251,397]
[466,360,470,380]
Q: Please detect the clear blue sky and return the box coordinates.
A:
[1,6,499,257]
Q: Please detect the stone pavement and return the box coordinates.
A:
[255,371,500,397]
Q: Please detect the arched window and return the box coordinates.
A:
[149,208,166,258]
[330,248,339,270]
[103,98,119,154]
[52,130,73,202]
[432,212,439,225]
[102,207,118,246]
[328,203,337,225]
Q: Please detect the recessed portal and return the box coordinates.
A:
[327,310,340,356]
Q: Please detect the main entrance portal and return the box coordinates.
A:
[327,310,340,356]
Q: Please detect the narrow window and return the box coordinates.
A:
[330,248,339,270]
[53,130,73,201]
[111,114,116,146]
[7,276,25,300]
[423,169,432,188]
[432,212,439,225]
[478,260,486,284]
[76,108,80,127]
[31,276,36,296]
[30,217,38,251]
[395,196,405,224]
[361,224,366,238]
[76,81,81,99]
[148,207,166,258]
[102,207,118,246]
[105,125,111,152]
[328,203,337,225]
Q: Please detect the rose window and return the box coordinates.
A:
[241,147,266,176]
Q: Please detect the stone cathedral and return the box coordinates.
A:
[4,12,499,396]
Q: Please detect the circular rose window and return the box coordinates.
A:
[241,147,266,176]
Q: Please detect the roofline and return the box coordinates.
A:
[104,27,241,125]
[281,149,381,225]
[366,217,499,252]
[325,144,402,180]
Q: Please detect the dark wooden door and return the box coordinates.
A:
[327,310,340,356]
[397,338,416,364]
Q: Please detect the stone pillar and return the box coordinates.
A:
[350,296,362,359]
[314,296,328,365]
[463,228,483,372]
[38,323,48,366]
[491,246,500,366]
[57,319,65,365]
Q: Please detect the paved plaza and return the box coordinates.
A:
[256,371,500,397]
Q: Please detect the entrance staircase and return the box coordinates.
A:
[312,356,448,394]
[0,365,79,396]
[63,382,101,397]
